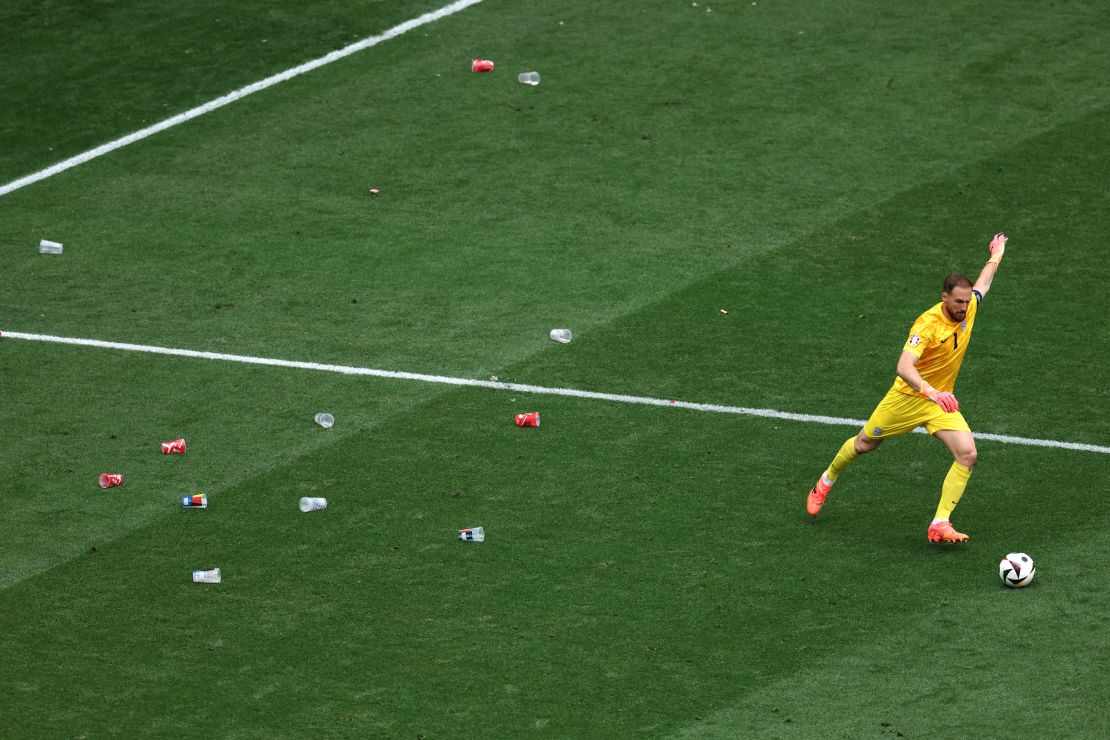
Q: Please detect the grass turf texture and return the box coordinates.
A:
[0,0,448,179]
[2,0,1110,736]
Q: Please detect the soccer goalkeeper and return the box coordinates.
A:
[806,233,1008,542]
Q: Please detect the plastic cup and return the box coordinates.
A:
[299,497,328,512]
[515,411,540,427]
[549,328,572,343]
[161,438,186,454]
[518,71,541,86]
[39,239,64,254]
[458,527,485,542]
[181,494,208,508]
[192,568,221,583]
[314,412,335,429]
[98,473,123,489]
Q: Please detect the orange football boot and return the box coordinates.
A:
[927,520,969,543]
[806,477,832,516]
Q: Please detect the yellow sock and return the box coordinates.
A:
[934,462,972,521]
[825,437,859,483]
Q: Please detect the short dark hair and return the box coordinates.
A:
[943,272,973,294]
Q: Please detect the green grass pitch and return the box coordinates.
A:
[2,0,1109,736]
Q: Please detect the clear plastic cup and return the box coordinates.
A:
[458,526,485,542]
[192,568,221,583]
[314,412,335,428]
[299,497,328,512]
[39,239,63,254]
[518,71,541,86]
[550,328,572,343]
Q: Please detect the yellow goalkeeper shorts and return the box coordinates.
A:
[863,386,971,440]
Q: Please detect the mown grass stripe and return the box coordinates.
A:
[5,330,1107,455]
[0,0,483,197]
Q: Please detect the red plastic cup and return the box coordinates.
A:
[515,411,540,427]
[98,473,123,489]
[471,58,495,72]
[161,438,187,455]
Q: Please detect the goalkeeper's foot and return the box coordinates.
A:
[806,476,833,516]
[927,520,969,543]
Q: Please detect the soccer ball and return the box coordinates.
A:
[998,552,1036,588]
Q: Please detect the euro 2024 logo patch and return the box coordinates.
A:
[909,333,922,347]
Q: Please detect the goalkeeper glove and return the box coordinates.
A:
[988,232,1007,265]
[920,381,959,413]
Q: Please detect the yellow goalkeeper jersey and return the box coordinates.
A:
[892,290,982,396]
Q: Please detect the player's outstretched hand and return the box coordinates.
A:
[988,232,1006,263]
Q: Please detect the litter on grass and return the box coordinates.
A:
[181,494,207,508]
[161,438,186,455]
[515,411,540,427]
[314,412,335,428]
[550,328,572,343]
[98,473,123,489]
[299,497,327,512]
[458,527,485,542]
[192,568,221,583]
[39,239,63,254]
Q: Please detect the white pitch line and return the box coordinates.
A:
[5,330,1109,456]
[0,0,483,198]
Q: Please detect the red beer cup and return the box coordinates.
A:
[471,58,494,72]
[98,473,123,489]
[161,438,187,454]
[515,411,540,427]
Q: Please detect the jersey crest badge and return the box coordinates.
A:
[961,320,967,331]
[909,333,922,347]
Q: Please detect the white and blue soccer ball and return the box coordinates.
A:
[998,552,1036,588]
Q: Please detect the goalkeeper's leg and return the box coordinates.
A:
[928,429,978,542]
[807,431,880,515]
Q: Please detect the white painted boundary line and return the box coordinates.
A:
[0,0,483,198]
[4,330,1109,455]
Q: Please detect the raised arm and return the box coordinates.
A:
[973,232,1007,297]
[897,350,959,412]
